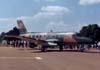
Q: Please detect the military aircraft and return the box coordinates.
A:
[16,20,92,52]
[4,20,93,52]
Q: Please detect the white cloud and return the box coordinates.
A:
[0,18,16,33]
[33,6,70,21]
[0,16,32,33]
[79,0,100,5]
[41,6,70,14]
[46,21,79,32]
[0,16,32,23]
[0,18,12,22]
[0,6,71,33]
[47,21,66,28]
[32,6,71,32]
[16,16,32,20]
[46,21,67,31]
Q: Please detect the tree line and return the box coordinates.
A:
[1,27,20,36]
[79,24,100,43]
[0,27,20,43]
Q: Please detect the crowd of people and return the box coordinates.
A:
[2,40,36,48]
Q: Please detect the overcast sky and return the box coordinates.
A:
[0,0,100,33]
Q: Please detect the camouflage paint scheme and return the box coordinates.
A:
[20,32,92,45]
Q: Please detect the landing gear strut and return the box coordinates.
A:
[59,45,63,51]
[41,43,48,52]
[80,45,85,52]
[41,46,46,52]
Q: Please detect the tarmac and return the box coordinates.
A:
[0,45,100,70]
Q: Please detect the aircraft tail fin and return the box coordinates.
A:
[17,20,27,34]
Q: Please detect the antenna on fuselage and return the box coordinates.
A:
[50,30,53,33]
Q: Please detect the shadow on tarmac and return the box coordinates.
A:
[31,49,100,54]
[15,47,100,54]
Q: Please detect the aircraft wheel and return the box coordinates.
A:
[41,45,47,52]
[80,46,85,52]
[59,45,63,51]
